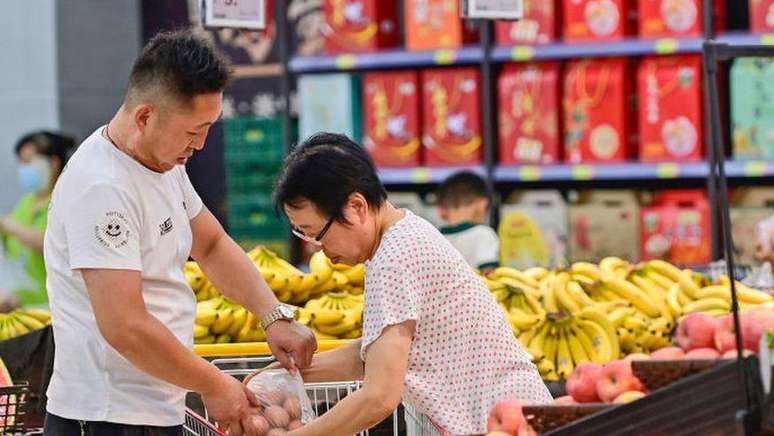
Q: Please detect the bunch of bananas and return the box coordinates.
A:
[185,261,221,302]
[0,308,51,341]
[300,292,364,340]
[482,257,774,379]
[520,308,620,382]
[194,297,267,344]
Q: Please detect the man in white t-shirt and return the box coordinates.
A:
[436,171,499,273]
[43,30,316,436]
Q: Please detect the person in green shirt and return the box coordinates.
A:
[0,131,74,309]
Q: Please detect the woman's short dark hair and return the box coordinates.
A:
[15,131,76,165]
[273,132,387,222]
[126,29,231,106]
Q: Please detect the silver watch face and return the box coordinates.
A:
[279,305,296,319]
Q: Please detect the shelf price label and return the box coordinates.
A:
[335,55,358,70]
[518,166,541,181]
[654,38,679,55]
[761,34,774,45]
[743,161,768,177]
[511,46,535,61]
[656,163,680,179]
[433,49,457,65]
[410,168,432,183]
[572,165,594,180]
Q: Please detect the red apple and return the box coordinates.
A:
[566,362,603,403]
[650,346,685,360]
[715,313,765,353]
[553,395,576,405]
[596,360,644,403]
[722,349,755,359]
[714,315,737,353]
[744,306,774,330]
[684,347,721,359]
[487,399,526,434]
[623,353,651,361]
[676,313,718,351]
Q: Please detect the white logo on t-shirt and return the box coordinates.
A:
[94,211,130,249]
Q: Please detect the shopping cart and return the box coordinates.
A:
[183,356,441,436]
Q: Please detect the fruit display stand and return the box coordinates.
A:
[193,339,352,359]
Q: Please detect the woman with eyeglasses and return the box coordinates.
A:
[245,132,551,436]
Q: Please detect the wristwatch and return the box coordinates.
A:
[260,304,296,330]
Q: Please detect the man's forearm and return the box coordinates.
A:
[196,233,279,319]
[301,340,364,382]
[110,312,223,395]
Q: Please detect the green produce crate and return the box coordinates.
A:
[731,58,774,160]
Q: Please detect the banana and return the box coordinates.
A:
[216,334,231,344]
[22,308,52,324]
[643,269,676,290]
[309,250,334,283]
[677,285,693,306]
[566,325,591,366]
[537,359,556,379]
[617,327,636,353]
[566,281,596,307]
[736,283,774,304]
[527,322,550,357]
[492,267,541,289]
[285,274,303,292]
[683,298,730,314]
[523,292,545,316]
[602,277,661,318]
[507,308,543,331]
[524,267,550,282]
[314,315,359,336]
[312,329,339,340]
[572,274,597,288]
[297,273,321,293]
[277,288,293,302]
[543,275,560,313]
[571,262,602,281]
[555,328,575,379]
[578,306,620,360]
[600,257,630,278]
[195,334,216,345]
[647,259,682,282]
[268,275,290,293]
[569,322,601,363]
[342,328,362,339]
[193,324,210,339]
[12,318,30,336]
[311,310,346,326]
[696,285,731,302]
[237,313,256,342]
[341,264,365,287]
[630,274,673,322]
[195,300,221,326]
[623,316,648,331]
[14,312,45,331]
[331,271,349,289]
[554,273,581,313]
[210,308,234,335]
[609,307,636,328]
[498,277,540,299]
[677,270,701,300]
[226,307,249,337]
[518,326,539,349]
[543,326,559,375]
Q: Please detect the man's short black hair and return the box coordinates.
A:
[437,171,490,208]
[273,132,387,221]
[126,29,231,106]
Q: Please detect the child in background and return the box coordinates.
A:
[437,171,499,272]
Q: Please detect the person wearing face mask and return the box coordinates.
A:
[0,131,74,310]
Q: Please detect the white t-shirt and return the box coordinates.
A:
[44,127,203,426]
[361,211,551,435]
[440,223,500,270]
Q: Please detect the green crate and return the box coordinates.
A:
[223,118,286,162]
[226,169,280,192]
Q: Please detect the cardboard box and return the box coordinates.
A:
[298,73,362,142]
[750,0,774,33]
[563,58,635,163]
[495,0,559,45]
[638,55,704,161]
[638,0,725,38]
[640,190,711,267]
[498,62,562,164]
[322,0,401,53]
[563,0,634,42]
[363,71,422,167]
[730,57,774,160]
[405,0,479,51]
[569,191,640,262]
[421,67,483,166]
[499,191,568,269]
[731,188,774,265]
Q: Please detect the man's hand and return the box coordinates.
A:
[265,320,317,372]
[201,373,259,434]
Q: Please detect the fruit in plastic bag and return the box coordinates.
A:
[245,367,316,432]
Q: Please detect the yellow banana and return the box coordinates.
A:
[226,307,248,337]
[736,283,774,304]
[215,334,231,344]
[527,322,550,357]
[312,310,346,326]
[683,298,730,314]
[193,324,210,339]
[507,308,543,331]
[554,273,580,313]
[578,306,620,359]
[195,334,216,345]
[543,326,559,374]
[677,270,701,300]
[492,267,540,289]
[309,250,334,283]
[543,275,560,313]
[276,288,293,302]
[22,308,52,324]
[696,285,731,302]
[12,319,30,336]
[314,315,359,336]
[609,307,636,328]
[600,257,630,277]
[341,263,365,287]
[602,277,661,318]
[567,281,596,307]
[571,262,601,281]
[630,274,673,322]
[524,267,549,282]
[13,312,45,331]
[572,274,597,287]
[537,358,556,378]
[566,325,591,366]
[210,308,234,335]
[342,328,362,339]
[268,274,290,293]
[569,322,601,363]
[331,271,349,289]
[666,284,684,318]
[647,259,682,282]
[523,292,545,316]
[237,313,256,342]
[312,329,339,340]
[623,316,648,331]
[555,328,575,379]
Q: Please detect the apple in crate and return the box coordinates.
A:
[676,312,718,351]
[650,346,685,360]
[596,360,644,403]
[722,349,754,359]
[487,399,526,434]
[553,395,576,405]
[714,314,764,353]
[566,362,603,403]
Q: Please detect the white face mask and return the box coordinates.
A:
[17,156,51,193]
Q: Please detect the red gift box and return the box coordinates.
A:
[405,0,479,51]
[641,190,711,266]
[421,68,482,166]
[750,0,774,33]
[563,58,635,163]
[362,71,422,167]
[638,0,725,38]
[638,55,703,162]
[498,62,562,164]
[563,0,635,42]
[495,0,560,45]
[322,0,400,53]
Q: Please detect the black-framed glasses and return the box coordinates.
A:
[291,216,335,246]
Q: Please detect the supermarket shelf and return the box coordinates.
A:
[490,160,774,183]
[491,36,704,63]
[288,46,483,73]
[717,32,774,48]
[379,165,487,185]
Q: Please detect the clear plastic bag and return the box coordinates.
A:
[245,368,316,433]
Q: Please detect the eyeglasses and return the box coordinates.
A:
[291,216,335,246]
